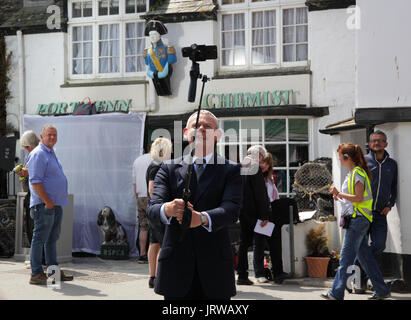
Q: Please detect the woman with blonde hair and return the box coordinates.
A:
[321,143,390,300]
[145,137,173,289]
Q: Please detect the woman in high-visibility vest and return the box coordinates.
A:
[321,143,390,300]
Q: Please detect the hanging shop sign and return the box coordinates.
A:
[36,99,132,115]
[203,90,293,109]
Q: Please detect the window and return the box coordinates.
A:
[283,7,308,62]
[126,0,147,13]
[125,22,146,72]
[217,117,310,197]
[221,14,246,66]
[98,0,119,16]
[99,24,120,73]
[252,10,276,64]
[218,1,308,69]
[68,0,149,78]
[72,1,93,18]
[72,25,93,74]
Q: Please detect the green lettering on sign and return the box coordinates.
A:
[106,101,115,112]
[262,92,269,107]
[245,92,261,107]
[271,91,281,106]
[36,104,48,115]
[224,94,232,108]
[35,99,132,115]
[203,90,294,109]
[281,90,293,104]
[203,94,213,108]
[233,93,243,108]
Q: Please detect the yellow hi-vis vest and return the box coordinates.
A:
[348,166,373,223]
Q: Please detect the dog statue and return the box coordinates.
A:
[97,206,128,245]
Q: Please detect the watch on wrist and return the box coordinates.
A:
[200,212,207,226]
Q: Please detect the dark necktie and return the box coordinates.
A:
[195,158,206,182]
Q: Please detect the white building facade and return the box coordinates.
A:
[7,0,411,285]
[320,0,411,287]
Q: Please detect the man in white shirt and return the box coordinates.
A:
[132,151,152,263]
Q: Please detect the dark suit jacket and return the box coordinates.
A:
[239,167,271,227]
[147,153,242,299]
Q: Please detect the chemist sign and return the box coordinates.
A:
[203,90,293,109]
[36,99,132,115]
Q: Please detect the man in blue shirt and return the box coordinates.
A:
[354,130,398,293]
[26,124,73,285]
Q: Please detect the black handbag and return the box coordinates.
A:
[72,97,97,115]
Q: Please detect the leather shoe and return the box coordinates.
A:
[29,271,47,285]
[237,278,253,285]
[47,269,73,281]
[149,276,155,288]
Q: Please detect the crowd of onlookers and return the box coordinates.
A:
[133,128,397,300]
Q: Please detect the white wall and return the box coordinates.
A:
[355,0,411,256]
[374,123,411,255]
[24,33,66,115]
[5,21,217,119]
[309,9,356,159]
[357,0,411,108]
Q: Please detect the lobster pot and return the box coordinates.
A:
[292,162,333,215]
[0,201,16,258]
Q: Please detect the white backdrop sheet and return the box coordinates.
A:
[23,113,146,257]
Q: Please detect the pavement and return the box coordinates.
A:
[1,256,410,300]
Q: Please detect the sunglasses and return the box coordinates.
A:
[369,139,386,143]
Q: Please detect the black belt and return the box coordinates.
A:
[32,203,60,209]
[32,203,45,209]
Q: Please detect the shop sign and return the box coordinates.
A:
[203,90,293,109]
[36,99,131,115]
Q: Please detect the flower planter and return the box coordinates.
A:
[305,256,330,278]
[327,258,340,277]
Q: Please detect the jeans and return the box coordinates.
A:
[329,215,390,300]
[356,211,388,285]
[30,204,63,275]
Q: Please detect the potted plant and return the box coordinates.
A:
[327,250,340,277]
[305,224,330,278]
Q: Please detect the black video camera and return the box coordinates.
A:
[182,44,218,102]
[182,44,217,62]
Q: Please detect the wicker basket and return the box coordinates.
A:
[305,256,330,278]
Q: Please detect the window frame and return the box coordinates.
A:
[217,0,308,72]
[68,0,149,79]
[217,115,313,197]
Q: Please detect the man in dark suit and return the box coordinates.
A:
[147,110,242,300]
[236,145,272,285]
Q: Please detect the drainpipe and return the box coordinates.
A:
[365,125,374,153]
[17,30,25,159]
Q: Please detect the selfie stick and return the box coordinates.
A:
[180,62,210,230]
